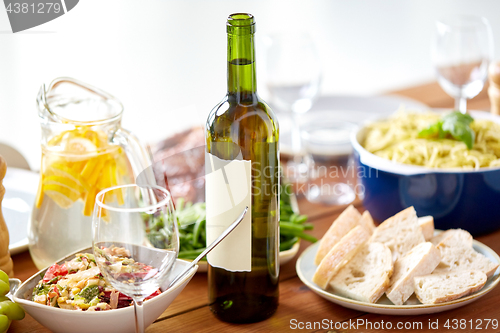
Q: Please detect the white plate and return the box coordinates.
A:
[3,167,39,255]
[192,239,301,272]
[296,239,500,315]
[278,94,428,156]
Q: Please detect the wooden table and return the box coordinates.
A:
[9,82,500,332]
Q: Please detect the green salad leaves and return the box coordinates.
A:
[418,111,475,149]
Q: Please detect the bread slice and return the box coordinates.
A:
[312,226,370,289]
[329,242,393,303]
[370,206,425,262]
[358,211,376,235]
[414,270,487,304]
[314,205,361,265]
[418,216,434,241]
[385,242,441,305]
[430,229,473,248]
[433,237,498,278]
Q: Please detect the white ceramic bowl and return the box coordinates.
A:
[351,110,500,235]
[13,247,198,333]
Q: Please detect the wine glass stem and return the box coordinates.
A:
[456,96,467,113]
[134,299,145,333]
[291,111,302,164]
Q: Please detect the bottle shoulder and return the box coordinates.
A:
[206,94,279,139]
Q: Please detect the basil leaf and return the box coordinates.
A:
[442,121,475,149]
[418,111,475,149]
[461,127,475,150]
[418,121,442,138]
[442,111,474,126]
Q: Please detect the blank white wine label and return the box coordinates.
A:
[205,152,252,272]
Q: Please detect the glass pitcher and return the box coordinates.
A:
[29,77,152,269]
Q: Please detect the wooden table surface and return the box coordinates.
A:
[8,82,500,332]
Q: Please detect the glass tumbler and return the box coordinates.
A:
[301,119,357,205]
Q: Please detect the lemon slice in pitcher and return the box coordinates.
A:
[42,183,81,209]
[44,175,85,193]
[63,137,98,161]
[44,165,89,191]
[65,137,98,152]
[38,128,127,214]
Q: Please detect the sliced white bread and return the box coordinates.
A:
[370,206,425,262]
[434,237,498,278]
[358,211,376,235]
[414,270,487,304]
[329,242,393,303]
[385,242,441,305]
[314,205,361,265]
[418,216,434,241]
[430,229,473,248]
[312,225,370,289]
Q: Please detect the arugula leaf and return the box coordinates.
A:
[418,111,475,149]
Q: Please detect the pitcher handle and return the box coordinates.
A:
[113,128,157,186]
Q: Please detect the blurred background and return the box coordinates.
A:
[0,0,499,169]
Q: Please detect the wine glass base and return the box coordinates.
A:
[305,182,355,205]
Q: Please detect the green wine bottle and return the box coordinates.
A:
[205,13,280,323]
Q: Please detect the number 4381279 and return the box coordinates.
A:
[6,3,62,14]
[444,318,498,330]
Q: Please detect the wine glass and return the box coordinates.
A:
[265,32,322,183]
[431,16,494,113]
[301,117,357,205]
[92,184,179,333]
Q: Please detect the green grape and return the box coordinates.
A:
[0,314,11,333]
[0,281,8,298]
[0,300,25,321]
[0,270,8,298]
[0,303,10,317]
[0,271,8,285]
[9,302,25,321]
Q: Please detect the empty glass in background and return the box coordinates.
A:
[301,118,357,205]
[265,32,322,183]
[92,184,179,333]
[432,16,494,113]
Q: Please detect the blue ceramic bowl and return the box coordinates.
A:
[351,111,500,236]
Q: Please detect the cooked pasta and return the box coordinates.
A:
[363,111,500,170]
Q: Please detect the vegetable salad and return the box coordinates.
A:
[32,252,160,311]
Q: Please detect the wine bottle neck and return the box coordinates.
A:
[227,25,257,99]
